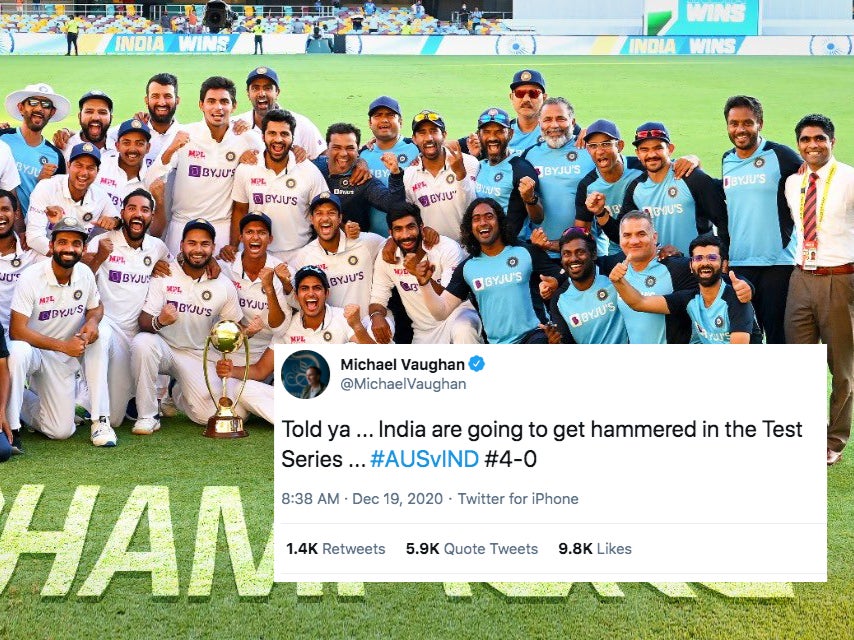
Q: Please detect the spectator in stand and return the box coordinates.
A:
[364,1,376,16]
[472,7,483,32]
[188,7,199,33]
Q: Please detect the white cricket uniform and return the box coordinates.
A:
[291,231,385,309]
[235,108,327,160]
[145,120,264,255]
[0,236,46,339]
[87,230,170,426]
[219,252,290,363]
[25,175,118,256]
[63,133,118,164]
[403,153,479,242]
[109,119,181,169]
[7,260,110,439]
[131,262,272,425]
[230,152,327,262]
[284,305,354,344]
[0,139,21,191]
[94,155,147,210]
[371,237,482,344]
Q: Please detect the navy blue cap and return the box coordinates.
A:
[294,265,330,290]
[633,121,671,146]
[510,69,545,92]
[309,192,342,213]
[239,212,272,233]
[68,142,101,166]
[368,95,401,117]
[117,118,151,141]
[477,107,512,129]
[182,218,216,241]
[246,66,279,88]
[584,119,621,142]
[78,89,113,111]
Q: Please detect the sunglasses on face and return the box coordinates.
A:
[478,111,511,126]
[585,141,617,150]
[25,98,54,110]
[690,253,721,263]
[635,129,668,141]
[513,88,542,99]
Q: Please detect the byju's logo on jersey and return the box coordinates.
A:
[252,193,264,205]
[471,272,523,290]
[400,281,419,292]
[189,165,202,177]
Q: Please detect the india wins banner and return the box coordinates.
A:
[645,0,761,35]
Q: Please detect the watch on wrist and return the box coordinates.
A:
[525,194,539,206]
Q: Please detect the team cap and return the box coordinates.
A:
[78,90,114,111]
[182,218,216,240]
[510,69,545,92]
[294,265,330,290]
[369,96,402,117]
[633,121,671,146]
[51,216,88,239]
[239,212,273,233]
[68,142,101,166]
[117,118,152,141]
[246,66,279,88]
[584,119,621,142]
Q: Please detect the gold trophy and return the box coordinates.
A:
[202,320,250,438]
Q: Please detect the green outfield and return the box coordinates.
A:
[1,54,853,640]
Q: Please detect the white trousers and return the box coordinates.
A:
[412,304,483,344]
[6,321,111,439]
[131,332,273,425]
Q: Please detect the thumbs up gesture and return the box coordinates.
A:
[609,259,629,283]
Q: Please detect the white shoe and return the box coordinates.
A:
[91,418,117,447]
[159,396,178,418]
[132,417,161,435]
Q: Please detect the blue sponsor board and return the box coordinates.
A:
[104,34,239,54]
[621,35,745,55]
[646,0,760,36]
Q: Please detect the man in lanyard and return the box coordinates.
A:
[783,114,854,467]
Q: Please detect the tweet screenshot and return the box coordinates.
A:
[273,345,827,582]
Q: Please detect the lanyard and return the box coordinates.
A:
[799,162,837,233]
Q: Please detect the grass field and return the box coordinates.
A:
[1,54,853,640]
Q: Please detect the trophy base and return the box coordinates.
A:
[203,415,249,439]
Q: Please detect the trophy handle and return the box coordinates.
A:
[233,337,250,407]
[203,336,219,406]
[202,335,251,408]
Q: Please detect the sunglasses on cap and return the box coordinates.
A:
[690,253,722,263]
[413,111,442,123]
[25,97,54,110]
[513,88,542,99]
[478,111,511,126]
[635,129,668,140]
